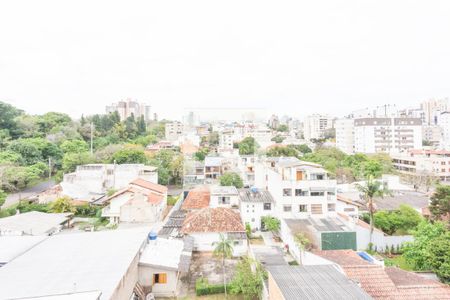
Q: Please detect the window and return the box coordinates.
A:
[263,203,272,210]
[344,207,355,212]
[219,196,230,204]
[153,273,167,284]
[327,203,336,212]
[283,189,292,196]
[295,189,309,196]
[311,191,324,196]
[311,204,322,214]
[283,205,292,212]
[299,205,307,212]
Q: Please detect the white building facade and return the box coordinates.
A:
[335,118,355,154]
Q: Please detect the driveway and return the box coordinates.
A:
[1,179,55,209]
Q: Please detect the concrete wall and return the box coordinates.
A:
[268,271,285,300]
[353,221,413,251]
[138,265,178,297]
[189,232,248,256]
[110,251,140,300]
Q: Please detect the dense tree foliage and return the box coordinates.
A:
[237,137,258,155]
[371,204,423,235]
[429,185,450,221]
[219,172,244,188]
[403,221,450,283]
[0,101,182,194]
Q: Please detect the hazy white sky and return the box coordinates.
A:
[1,0,450,120]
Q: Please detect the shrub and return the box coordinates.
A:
[75,204,100,217]
[195,278,231,296]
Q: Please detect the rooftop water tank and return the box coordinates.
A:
[148,231,157,241]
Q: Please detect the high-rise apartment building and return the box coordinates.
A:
[354,117,422,154]
[303,114,334,140]
[335,119,355,154]
[421,98,448,125]
[105,98,152,121]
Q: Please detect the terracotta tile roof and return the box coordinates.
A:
[312,250,371,266]
[385,267,450,299]
[343,265,398,299]
[314,250,450,299]
[181,187,210,210]
[181,207,245,233]
[130,178,168,194]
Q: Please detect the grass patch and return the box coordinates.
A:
[383,255,414,271]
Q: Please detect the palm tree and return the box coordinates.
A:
[212,233,234,297]
[355,176,391,244]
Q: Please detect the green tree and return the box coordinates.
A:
[60,139,89,153]
[266,146,298,158]
[426,232,450,283]
[238,137,258,155]
[230,257,265,300]
[50,196,75,213]
[429,185,450,221]
[0,101,23,138]
[276,124,288,132]
[7,139,42,165]
[220,172,244,188]
[62,152,94,173]
[0,189,7,207]
[403,221,448,274]
[212,233,234,297]
[271,135,285,144]
[355,176,391,244]
[261,216,280,236]
[374,205,422,235]
[37,112,71,134]
[111,148,147,164]
[0,150,23,164]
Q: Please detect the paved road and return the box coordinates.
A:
[2,179,55,209]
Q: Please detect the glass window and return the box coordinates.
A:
[153,273,167,284]
[283,205,292,212]
[263,203,271,210]
[311,191,324,196]
[295,189,309,196]
[299,205,307,212]
[283,189,292,196]
[327,203,336,212]
[311,204,322,214]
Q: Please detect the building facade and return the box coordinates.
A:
[106,99,152,121]
[354,118,422,154]
[303,114,334,141]
[335,118,354,154]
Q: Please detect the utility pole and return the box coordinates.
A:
[90,122,94,155]
[48,157,52,181]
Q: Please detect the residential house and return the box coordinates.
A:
[60,164,158,202]
[263,157,338,219]
[0,211,72,236]
[101,179,168,224]
[181,207,247,256]
[181,187,210,211]
[138,236,193,298]
[267,265,371,300]
[209,186,239,208]
[239,188,275,231]
[204,156,223,183]
[311,249,450,299]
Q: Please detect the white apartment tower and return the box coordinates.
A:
[303,114,334,140]
[165,121,184,141]
[105,98,151,121]
[421,98,448,125]
[335,119,355,154]
[354,117,422,154]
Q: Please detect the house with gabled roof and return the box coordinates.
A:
[181,207,247,256]
[101,179,168,224]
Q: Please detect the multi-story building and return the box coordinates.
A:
[105,98,151,121]
[421,98,448,125]
[422,125,442,147]
[354,117,422,154]
[392,149,450,182]
[165,121,184,141]
[303,114,334,140]
[258,157,337,219]
[439,112,450,149]
[335,118,355,154]
[219,130,234,150]
[239,188,275,231]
